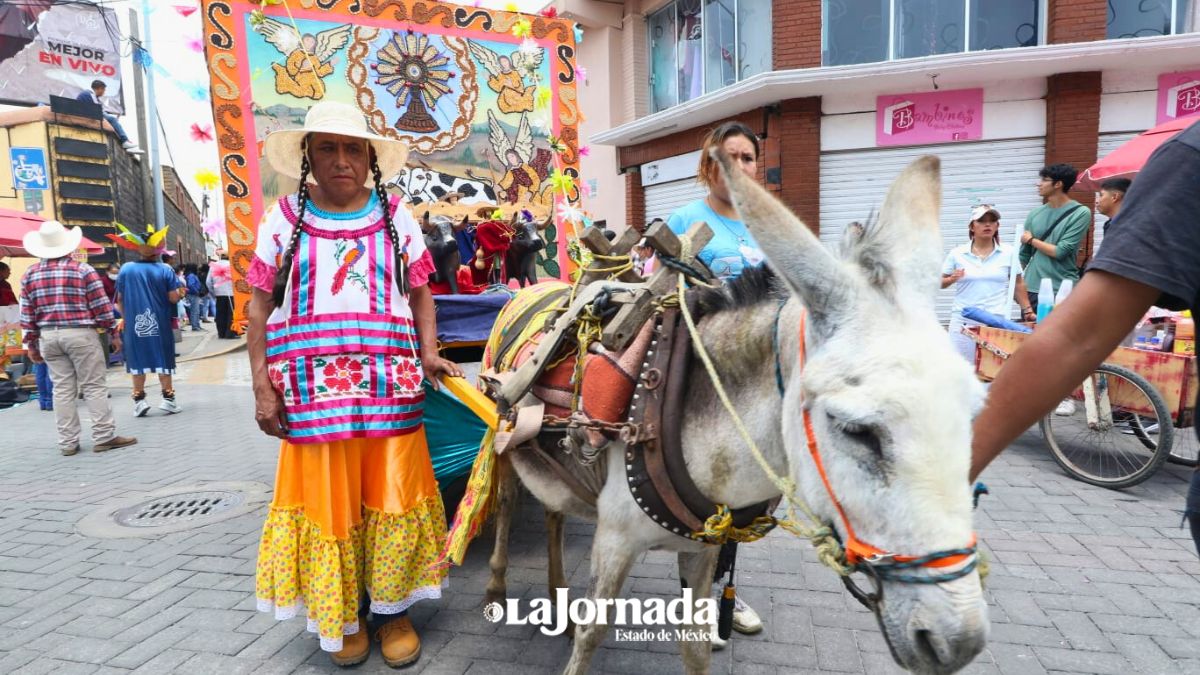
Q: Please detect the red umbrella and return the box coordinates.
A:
[1078,116,1200,191]
[0,207,106,257]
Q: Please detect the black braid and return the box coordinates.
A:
[271,135,312,308]
[371,158,409,296]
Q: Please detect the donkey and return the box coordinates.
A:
[504,212,552,288]
[482,154,988,674]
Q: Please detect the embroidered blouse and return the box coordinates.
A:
[247,192,436,444]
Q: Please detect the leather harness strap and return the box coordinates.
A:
[626,307,778,542]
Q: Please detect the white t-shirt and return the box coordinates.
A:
[941,242,1018,318]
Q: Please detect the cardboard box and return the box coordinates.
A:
[1176,318,1195,341]
[1175,337,1195,355]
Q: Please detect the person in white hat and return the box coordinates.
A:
[247,101,462,669]
[18,220,137,455]
[940,204,1036,362]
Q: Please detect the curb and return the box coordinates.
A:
[177,336,247,364]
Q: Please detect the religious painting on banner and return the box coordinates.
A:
[200,0,584,328]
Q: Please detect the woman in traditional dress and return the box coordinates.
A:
[247,101,462,669]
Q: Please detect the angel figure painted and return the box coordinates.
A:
[468,40,544,114]
[488,110,552,204]
[255,18,352,100]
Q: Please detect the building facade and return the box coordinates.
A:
[558,0,1200,318]
[0,101,205,267]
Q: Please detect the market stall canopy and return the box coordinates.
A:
[0,208,105,257]
[1078,116,1200,191]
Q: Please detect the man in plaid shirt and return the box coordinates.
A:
[21,221,137,456]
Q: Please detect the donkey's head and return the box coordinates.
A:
[715,151,987,673]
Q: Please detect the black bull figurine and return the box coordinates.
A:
[420,211,552,292]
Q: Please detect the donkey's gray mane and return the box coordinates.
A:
[689,265,784,318]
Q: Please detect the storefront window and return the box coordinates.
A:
[1107,0,1198,38]
[648,0,772,113]
[895,0,964,59]
[824,0,1043,66]
[969,0,1040,50]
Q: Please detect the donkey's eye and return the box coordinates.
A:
[833,418,884,457]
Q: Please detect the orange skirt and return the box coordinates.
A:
[254,433,447,652]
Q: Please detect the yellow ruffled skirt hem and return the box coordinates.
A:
[255,497,448,652]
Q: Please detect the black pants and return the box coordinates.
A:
[1185,469,1200,559]
[215,296,235,338]
[1027,291,1039,312]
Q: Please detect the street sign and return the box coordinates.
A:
[10,147,48,190]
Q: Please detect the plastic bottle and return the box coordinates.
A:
[1135,336,1149,350]
[1036,278,1055,323]
[1054,279,1074,306]
[1150,337,1163,351]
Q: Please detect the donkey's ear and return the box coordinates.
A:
[864,156,943,300]
[711,148,853,330]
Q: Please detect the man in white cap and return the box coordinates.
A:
[19,221,137,455]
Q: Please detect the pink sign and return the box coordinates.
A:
[1157,70,1200,125]
[876,88,983,147]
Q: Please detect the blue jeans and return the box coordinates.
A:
[104,114,129,144]
[186,296,203,331]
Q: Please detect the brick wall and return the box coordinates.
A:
[1045,71,1101,261]
[1048,0,1107,44]
[617,109,765,169]
[774,98,821,234]
[772,0,822,69]
[625,168,646,230]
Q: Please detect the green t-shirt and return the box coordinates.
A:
[1018,201,1092,294]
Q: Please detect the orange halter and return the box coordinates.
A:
[796,312,978,573]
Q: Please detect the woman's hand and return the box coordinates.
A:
[422,353,465,389]
[254,385,288,439]
[1020,230,1034,245]
[948,269,965,284]
[1021,307,1037,322]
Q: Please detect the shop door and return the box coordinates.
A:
[1092,132,1140,256]
[819,138,1047,323]
[643,178,707,229]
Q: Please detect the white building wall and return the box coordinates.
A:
[576,24,627,232]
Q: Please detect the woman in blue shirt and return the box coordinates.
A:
[667,122,765,282]
[941,205,1036,362]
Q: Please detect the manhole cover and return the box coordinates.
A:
[78,482,271,539]
[113,490,244,527]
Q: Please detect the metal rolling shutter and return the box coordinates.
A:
[1092,131,1141,255]
[819,138,1047,323]
[643,178,707,227]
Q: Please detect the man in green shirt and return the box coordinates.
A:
[1019,163,1094,307]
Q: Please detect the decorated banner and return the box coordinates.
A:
[201,0,583,326]
[1157,69,1200,125]
[876,88,983,147]
[0,1,126,113]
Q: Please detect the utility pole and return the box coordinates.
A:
[128,9,154,233]
[139,0,165,233]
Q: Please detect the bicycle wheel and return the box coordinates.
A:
[1167,425,1199,467]
[1041,363,1174,489]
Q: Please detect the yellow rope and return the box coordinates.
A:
[674,241,855,576]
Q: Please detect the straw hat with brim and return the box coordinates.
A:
[263,101,410,185]
[23,220,82,259]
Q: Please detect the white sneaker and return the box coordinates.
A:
[732,595,763,635]
[122,142,144,154]
[159,398,182,414]
[1055,399,1077,416]
[710,623,727,651]
[133,399,150,417]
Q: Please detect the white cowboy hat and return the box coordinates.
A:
[23,220,82,259]
[263,101,410,185]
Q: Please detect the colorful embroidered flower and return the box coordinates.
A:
[393,358,422,393]
[323,357,365,392]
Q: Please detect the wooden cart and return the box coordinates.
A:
[970,326,1198,488]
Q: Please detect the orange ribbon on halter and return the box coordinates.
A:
[796,312,977,571]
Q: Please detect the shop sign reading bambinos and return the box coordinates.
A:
[1157,70,1200,125]
[876,88,983,147]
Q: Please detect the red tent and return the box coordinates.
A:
[0,207,105,257]
[1078,116,1200,191]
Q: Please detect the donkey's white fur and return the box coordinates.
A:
[484,154,988,674]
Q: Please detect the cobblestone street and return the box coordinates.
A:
[1,348,1199,674]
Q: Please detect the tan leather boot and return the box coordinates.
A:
[329,628,369,667]
[377,616,421,668]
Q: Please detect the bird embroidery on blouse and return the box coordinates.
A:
[331,238,367,295]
